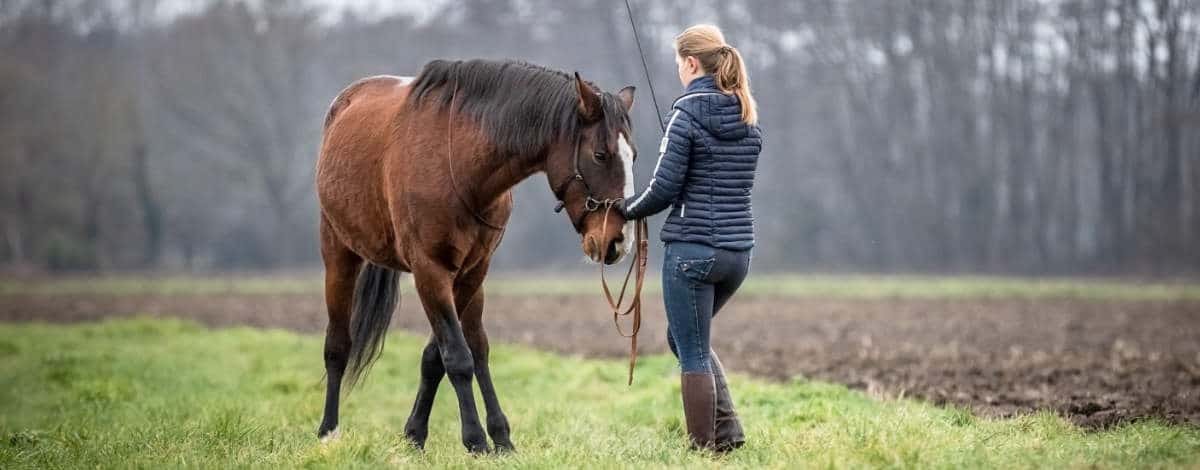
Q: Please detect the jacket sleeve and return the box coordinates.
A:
[623,108,693,220]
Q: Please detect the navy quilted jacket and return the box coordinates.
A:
[623,75,762,250]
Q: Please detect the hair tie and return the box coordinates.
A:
[720,45,733,54]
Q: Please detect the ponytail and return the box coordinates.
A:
[714,46,757,126]
[674,24,759,126]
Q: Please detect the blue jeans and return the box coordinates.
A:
[662,242,751,373]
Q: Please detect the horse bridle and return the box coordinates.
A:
[550,134,625,229]
[549,130,648,386]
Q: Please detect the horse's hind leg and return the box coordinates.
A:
[317,220,362,440]
[459,287,515,452]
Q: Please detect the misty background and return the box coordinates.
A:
[1,0,1198,275]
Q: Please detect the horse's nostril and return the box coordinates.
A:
[604,240,621,264]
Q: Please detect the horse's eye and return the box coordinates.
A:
[593,152,608,162]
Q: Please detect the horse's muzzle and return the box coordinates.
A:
[604,233,627,265]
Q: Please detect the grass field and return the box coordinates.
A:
[1,318,1197,469]
[3,273,1200,301]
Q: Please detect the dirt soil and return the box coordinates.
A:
[2,292,1197,429]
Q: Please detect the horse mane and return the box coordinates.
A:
[406,59,628,158]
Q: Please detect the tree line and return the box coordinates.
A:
[1,0,1197,275]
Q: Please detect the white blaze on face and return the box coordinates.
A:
[615,132,636,260]
[619,133,635,200]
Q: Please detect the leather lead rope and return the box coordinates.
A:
[599,203,649,386]
[623,0,666,132]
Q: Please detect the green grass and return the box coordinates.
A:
[3,273,1200,301]
[0,275,325,297]
[0,319,1197,468]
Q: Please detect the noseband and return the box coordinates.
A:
[550,134,625,229]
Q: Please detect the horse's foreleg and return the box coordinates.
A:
[413,267,490,453]
[460,289,514,452]
[317,225,362,441]
[403,336,444,449]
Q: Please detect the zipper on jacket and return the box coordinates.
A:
[680,203,686,218]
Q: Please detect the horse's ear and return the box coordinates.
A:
[617,86,636,112]
[574,71,602,122]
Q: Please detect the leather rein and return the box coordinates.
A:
[550,134,649,386]
[601,209,648,386]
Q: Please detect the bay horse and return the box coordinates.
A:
[315,59,638,453]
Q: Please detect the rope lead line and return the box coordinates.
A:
[599,202,649,386]
[623,0,666,132]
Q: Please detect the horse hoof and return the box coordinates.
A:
[318,427,340,443]
[466,441,491,455]
[404,435,426,451]
[492,441,516,453]
[404,427,428,450]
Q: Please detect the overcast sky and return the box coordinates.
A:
[144,0,446,25]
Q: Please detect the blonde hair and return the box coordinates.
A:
[674,24,758,125]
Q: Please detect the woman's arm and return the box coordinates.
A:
[622,109,694,220]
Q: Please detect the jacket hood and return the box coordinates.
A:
[671,75,750,140]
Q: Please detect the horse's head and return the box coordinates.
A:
[549,72,637,265]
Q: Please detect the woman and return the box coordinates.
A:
[621,24,761,452]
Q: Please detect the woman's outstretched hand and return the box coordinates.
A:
[619,199,637,220]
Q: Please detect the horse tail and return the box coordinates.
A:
[344,262,402,389]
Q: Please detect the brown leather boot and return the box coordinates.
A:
[710,351,745,452]
[680,372,717,450]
